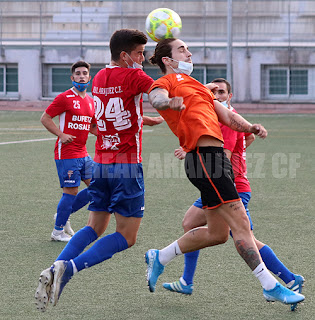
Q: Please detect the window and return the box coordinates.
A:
[144,65,227,85]
[290,70,308,95]
[43,64,104,97]
[263,66,311,100]
[143,67,162,81]
[269,69,287,95]
[0,65,18,96]
[206,67,227,83]
[191,68,205,83]
[52,67,71,93]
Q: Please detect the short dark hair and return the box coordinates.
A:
[110,29,148,61]
[211,78,232,94]
[71,60,91,74]
[149,38,176,74]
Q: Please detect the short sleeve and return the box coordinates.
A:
[148,76,172,93]
[45,93,67,118]
[130,69,154,95]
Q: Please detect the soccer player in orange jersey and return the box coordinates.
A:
[162,78,304,311]
[144,38,304,307]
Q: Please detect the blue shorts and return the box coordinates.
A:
[88,163,145,218]
[55,156,94,188]
[193,192,253,230]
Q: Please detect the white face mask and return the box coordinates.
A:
[169,58,193,76]
[125,53,143,70]
[220,100,229,108]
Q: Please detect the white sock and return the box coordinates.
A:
[159,241,182,265]
[253,262,278,290]
[53,228,64,235]
[70,259,78,274]
[179,276,187,286]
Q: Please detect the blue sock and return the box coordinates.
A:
[55,193,76,229]
[73,232,128,272]
[56,226,98,261]
[182,250,200,285]
[259,245,295,284]
[71,188,90,213]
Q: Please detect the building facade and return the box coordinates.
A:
[1,0,315,105]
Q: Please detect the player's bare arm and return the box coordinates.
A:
[143,115,164,126]
[214,100,267,139]
[149,88,185,111]
[40,112,76,144]
[245,134,255,148]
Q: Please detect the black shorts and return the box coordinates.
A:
[184,146,240,209]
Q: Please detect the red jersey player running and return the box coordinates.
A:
[40,61,96,242]
[163,78,305,312]
[35,29,155,311]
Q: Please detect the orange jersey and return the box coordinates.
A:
[149,73,223,152]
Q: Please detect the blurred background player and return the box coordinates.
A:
[35,29,159,311]
[145,38,304,307]
[163,78,305,311]
[40,60,96,242]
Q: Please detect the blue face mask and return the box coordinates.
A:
[72,80,90,92]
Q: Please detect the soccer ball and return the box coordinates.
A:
[145,8,182,42]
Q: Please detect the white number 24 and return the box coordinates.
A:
[94,96,131,131]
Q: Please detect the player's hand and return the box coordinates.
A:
[59,133,76,144]
[174,147,187,160]
[249,124,267,139]
[169,97,185,111]
[204,83,219,92]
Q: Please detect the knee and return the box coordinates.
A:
[120,233,138,248]
[182,217,194,232]
[182,214,206,233]
[126,237,137,248]
[206,229,229,246]
[238,213,251,232]
[230,213,251,237]
[217,233,229,244]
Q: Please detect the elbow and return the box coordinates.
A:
[40,112,49,124]
[40,114,46,125]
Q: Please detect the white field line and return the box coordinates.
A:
[0,137,56,145]
[0,128,46,131]
[0,129,154,145]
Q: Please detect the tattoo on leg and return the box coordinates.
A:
[187,228,200,235]
[235,240,261,271]
[229,202,242,211]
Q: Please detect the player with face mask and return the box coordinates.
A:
[35,29,162,312]
[144,38,305,309]
[40,60,96,242]
[163,78,305,312]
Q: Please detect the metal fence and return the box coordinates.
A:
[1,0,315,103]
[1,0,315,45]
